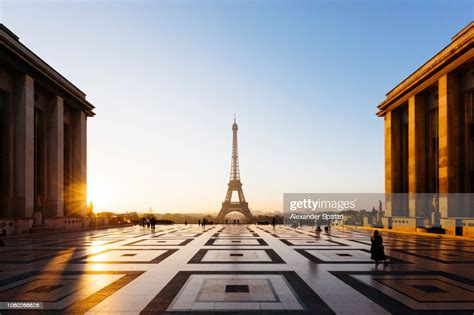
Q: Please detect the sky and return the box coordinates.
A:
[0,0,472,213]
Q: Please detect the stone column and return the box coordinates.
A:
[384,111,393,218]
[14,74,34,218]
[46,96,64,218]
[385,112,393,195]
[71,110,87,217]
[408,94,426,218]
[438,73,461,217]
[385,111,400,218]
[385,110,402,217]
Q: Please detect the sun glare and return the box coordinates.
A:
[87,184,112,212]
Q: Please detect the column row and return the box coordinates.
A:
[4,74,87,220]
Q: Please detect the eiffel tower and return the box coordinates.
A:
[216,116,254,223]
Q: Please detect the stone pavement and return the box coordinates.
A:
[0,224,473,314]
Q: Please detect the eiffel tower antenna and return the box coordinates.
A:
[217,116,254,223]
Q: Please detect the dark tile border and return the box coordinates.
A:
[295,248,410,264]
[69,248,178,264]
[330,270,474,314]
[140,271,335,314]
[279,239,348,247]
[390,249,474,264]
[151,232,202,238]
[0,270,143,314]
[349,239,420,247]
[124,239,193,246]
[92,233,149,239]
[0,248,83,264]
[430,241,474,247]
[212,234,260,239]
[39,239,123,248]
[329,234,368,239]
[383,245,474,253]
[188,249,286,264]
[205,238,268,246]
[270,233,320,239]
[0,239,68,247]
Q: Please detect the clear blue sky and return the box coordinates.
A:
[0,0,472,213]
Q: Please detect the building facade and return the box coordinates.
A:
[0,24,95,235]
[377,22,474,236]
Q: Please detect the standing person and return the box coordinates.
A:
[185,220,188,226]
[271,217,276,229]
[370,230,389,264]
[150,217,156,229]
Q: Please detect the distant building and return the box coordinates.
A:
[377,22,474,236]
[0,25,95,234]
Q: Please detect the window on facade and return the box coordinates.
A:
[470,138,474,172]
[34,108,45,209]
[0,91,6,213]
[63,123,71,214]
[400,107,409,194]
[0,91,5,161]
[428,91,439,193]
[467,92,474,192]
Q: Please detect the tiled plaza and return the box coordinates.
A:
[0,225,473,314]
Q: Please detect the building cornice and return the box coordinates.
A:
[0,24,95,116]
[376,22,474,117]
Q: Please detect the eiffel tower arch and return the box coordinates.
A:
[217,116,255,223]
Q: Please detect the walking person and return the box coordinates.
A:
[370,230,389,265]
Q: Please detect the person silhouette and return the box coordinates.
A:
[370,230,389,265]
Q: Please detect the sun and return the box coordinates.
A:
[87,183,112,213]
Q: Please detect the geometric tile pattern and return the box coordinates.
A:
[0,271,143,312]
[142,271,334,313]
[188,249,285,264]
[70,249,178,264]
[295,248,409,264]
[0,224,472,314]
[332,271,474,312]
[125,239,193,246]
[279,239,348,246]
[205,238,268,246]
[391,249,474,264]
